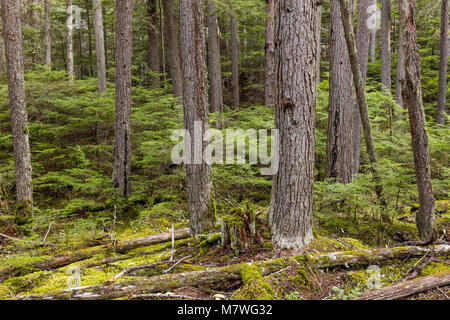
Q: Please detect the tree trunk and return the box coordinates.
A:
[161,0,182,99]
[316,4,323,85]
[436,0,448,125]
[147,0,160,86]
[353,0,373,174]
[180,0,215,236]
[1,0,33,216]
[381,0,391,93]
[325,0,355,184]
[370,0,378,63]
[395,16,405,108]
[92,0,107,94]
[264,0,275,107]
[269,0,317,250]
[398,0,436,243]
[359,270,450,300]
[67,0,74,82]
[339,0,384,203]
[207,0,223,118]
[112,0,133,197]
[0,38,4,76]
[44,0,51,67]
[230,12,239,108]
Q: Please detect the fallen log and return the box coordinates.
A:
[358,270,450,300]
[18,244,450,300]
[0,229,191,283]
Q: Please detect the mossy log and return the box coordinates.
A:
[18,244,450,300]
[305,244,450,268]
[0,229,190,283]
[358,270,450,300]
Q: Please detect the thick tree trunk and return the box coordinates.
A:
[325,0,355,184]
[161,0,182,98]
[113,0,133,197]
[1,0,33,216]
[339,0,384,203]
[44,0,51,67]
[436,0,448,125]
[92,0,107,94]
[359,270,450,300]
[180,0,215,236]
[269,0,317,250]
[67,0,74,82]
[206,0,223,117]
[147,0,160,86]
[353,0,373,174]
[264,0,275,107]
[398,0,436,243]
[230,12,240,108]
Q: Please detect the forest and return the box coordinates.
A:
[0,0,448,303]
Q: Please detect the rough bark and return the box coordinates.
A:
[207,0,223,117]
[113,0,133,197]
[0,38,4,76]
[398,0,436,243]
[147,0,160,86]
[230,11,240,108]
[325,0,355,184]
[436,0,448,125]
[161,0,182,99]
[370,0,378,63]
[264,0,275,107]
[269,0,317,250]
[67,0,74,82]
[44,0,51,67]
[18,244,450,300]
[92,0,107,94]
[0,229,191,283]
[180,0,215,236]
[1,0,33,216]
[359,270,450,300]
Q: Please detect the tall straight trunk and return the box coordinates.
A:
[1,0,33,216]
[147,0,160,86]
[370,0,378,63]
[398,0,435,242]
[44,0,51,67]
[113,0,133,197]
[161,0,182,98]
[381,0,391,93]
[353,0,373,174]
[206,0,223,117]
[264,0,275,107]
[325,0,354,184]
[179,0,215,236]
[67,0,74,82]
[315,3,322,85]
[395,18,405,108]
[436,0,448,125]
[269,0,317,250]
[339,0,384,202]
[0,38,4,76]
[92,0,107,94]
[230,12,239,108]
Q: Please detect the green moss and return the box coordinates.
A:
[230,264,275,300]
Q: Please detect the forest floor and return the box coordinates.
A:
[0,201,449,300]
